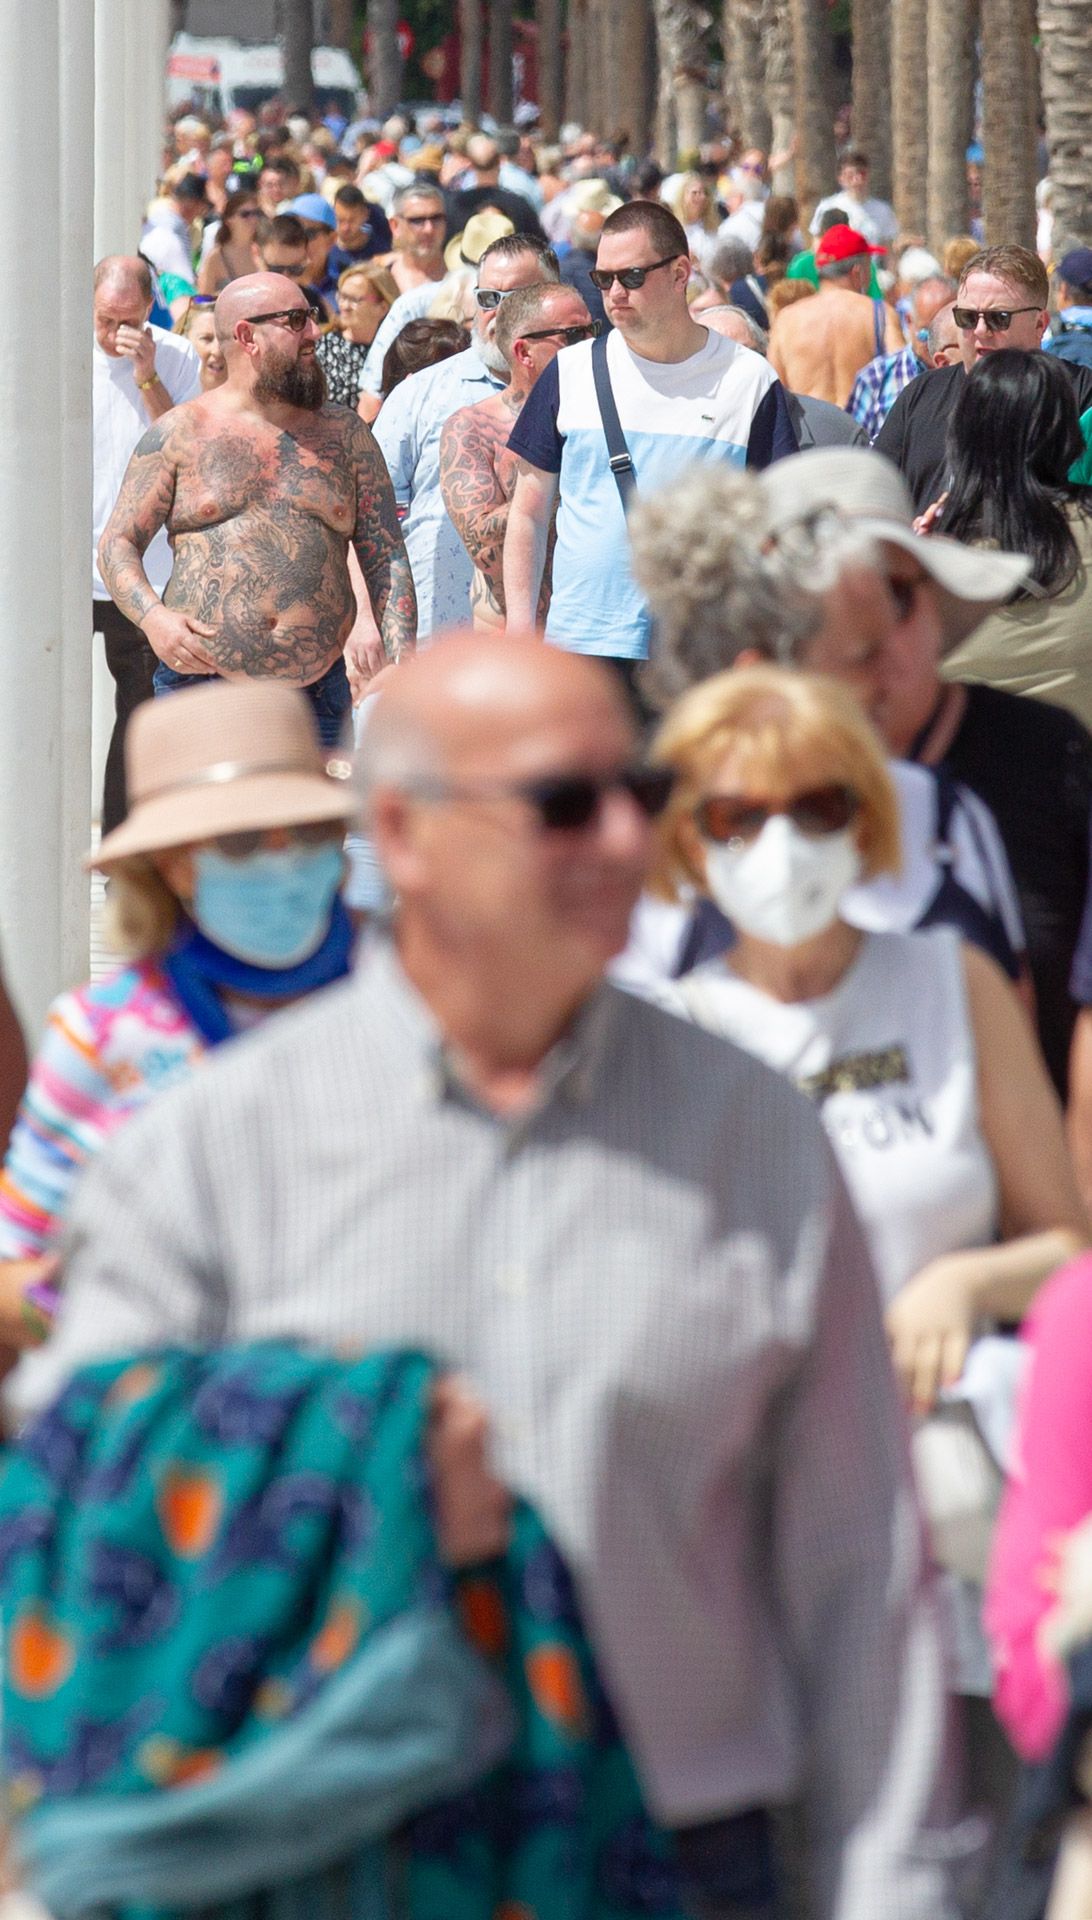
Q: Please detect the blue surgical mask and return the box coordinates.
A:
[192,843,344,969]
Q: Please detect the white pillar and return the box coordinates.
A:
[60,0,95,978]
[94,0,151,258]
[0,2,89,1037]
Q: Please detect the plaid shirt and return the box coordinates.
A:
[847,344,922,441]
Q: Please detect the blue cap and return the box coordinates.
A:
[288,193,336,229]
[1060,248,1092,289]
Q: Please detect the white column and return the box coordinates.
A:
[94,0,150,258]
[0,4,74,1036]
[60,0,95,981]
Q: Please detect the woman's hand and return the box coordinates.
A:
[913,491,949,536]
[427,1375,510,1566]
[884,1254,977,1414]
[0,1253,59,1347]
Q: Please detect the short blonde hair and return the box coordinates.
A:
[649,664,901,901]
[101,858,181,961]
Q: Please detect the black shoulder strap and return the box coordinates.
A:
[872,297,885,358]
[591,329,636,513]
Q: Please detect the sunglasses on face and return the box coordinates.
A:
[952,304,1041,333]
[590,253,682,292]
[474,285,518,311]
[209,821,344,861]
[519,320,603,346]
[417,763,675,832]
[697,784,860,845]
[403,212,445,226]
[244,305,321,332]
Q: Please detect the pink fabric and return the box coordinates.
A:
[985,1255,1092,1758]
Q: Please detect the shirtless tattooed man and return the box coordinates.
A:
[439,283,594,630]
[98,273,416,739]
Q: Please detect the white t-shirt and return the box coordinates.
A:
[809,192,899,249]
[92,324,201,600]
[664,927,999,1302]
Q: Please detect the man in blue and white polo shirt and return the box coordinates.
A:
[502,201,797,682]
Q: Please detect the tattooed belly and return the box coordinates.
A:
[164,510,355,683]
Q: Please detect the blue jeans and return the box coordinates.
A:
[153,656,352,750]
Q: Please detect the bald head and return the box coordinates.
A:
[94,254,152,303]
[214,273,308,345]
[365,631,632,791]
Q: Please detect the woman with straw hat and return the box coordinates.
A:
[0,680,357,1344]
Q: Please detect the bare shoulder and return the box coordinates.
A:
[320,402,383,462]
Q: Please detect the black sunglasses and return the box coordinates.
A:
[697,784,860,845]
[519,320,603,347]
[416,763,675,832]
[211,821,344,861]
[951,304,1041,333]
[590,253,682,292]
[244,305,321,332]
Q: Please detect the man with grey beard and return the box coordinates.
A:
[98,272,415,739]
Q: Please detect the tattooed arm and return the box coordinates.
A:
[439,405,512,593]
[97,421,218,671]
[349,415,417,662]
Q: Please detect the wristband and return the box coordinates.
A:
[137,373,158,392]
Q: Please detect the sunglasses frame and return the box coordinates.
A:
[696,783,861,846]
[411,763,676,833]
[589,253,683,292]
[518,320,603,347]
[951,304,1042,334]
[242,305,322,332]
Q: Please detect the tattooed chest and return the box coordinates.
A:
[170,430,357,536]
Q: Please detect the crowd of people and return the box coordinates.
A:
[4,87,1092,1920]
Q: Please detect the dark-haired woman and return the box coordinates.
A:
[196,192,262,296]
[937,349,1092,732]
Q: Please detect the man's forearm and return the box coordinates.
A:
[502,502,549,631]
[97,536,161,629]
[363,544,417,661]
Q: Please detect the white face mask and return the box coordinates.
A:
[703,815,861,948]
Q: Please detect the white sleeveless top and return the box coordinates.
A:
[666,928,999,1302]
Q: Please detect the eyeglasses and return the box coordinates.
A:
[210,821,344,861]
[234,207,261,220]
[475,285,519,311]
[952,304,1042,333]
[403,212,445,227]
[590,253,682,292]
[696,784,860,845]
[413,763,676,832]
[518,320,602,346]
[185,293,217,309]
[243,305,321,332]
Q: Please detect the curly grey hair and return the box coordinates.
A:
[628,464,880,709]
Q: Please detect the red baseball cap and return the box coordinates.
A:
[814,223,885,267]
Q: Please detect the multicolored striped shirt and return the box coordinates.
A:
[846,344,921,442]
[0,961,204,1257]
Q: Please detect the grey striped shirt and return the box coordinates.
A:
[47,941,960,1918]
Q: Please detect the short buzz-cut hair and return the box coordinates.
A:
[477,232,560,279]
[600,200,689,262]
[494,282,577,360]
[334,183,367,211]
[257,212,307,251]
[958,244,1049,309]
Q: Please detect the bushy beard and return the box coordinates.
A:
[254,349,326,409]
[478,335,508,378]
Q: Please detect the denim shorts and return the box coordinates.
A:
[153,655,352,750]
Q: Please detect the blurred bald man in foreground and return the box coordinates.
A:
[45,634,961,1919]
[98,271,415,738]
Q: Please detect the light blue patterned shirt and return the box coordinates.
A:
[373,345,504,641]
[359,283,439,399]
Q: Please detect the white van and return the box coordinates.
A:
[166,33,363,123]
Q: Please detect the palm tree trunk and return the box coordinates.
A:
[328,0,355,49]
[461,0,484,122]
[789,0,836,218]
[926,0,975,250]
[850,0,892,201]
[614,0,653,150]
[536,0,563,138]
[365,0,403,118]
[564,0,589,125]
[278,0,314,113]
[981,0,1036,245]
[763,0,796,194]
[651,0,712,159]
[488,0,514,121]
[725,0,772,149]
[1039,0,1092,259]
[890,0,928,233]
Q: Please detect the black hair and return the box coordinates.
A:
[257,212,306,250]
[380,319,470,396]
[334,183,367,211]
[940,348,1089,595]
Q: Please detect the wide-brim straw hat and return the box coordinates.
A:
[93,681,355,869]
[758,448,1031,650]
[443,208,514,273]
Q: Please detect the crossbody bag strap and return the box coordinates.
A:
[591,328,636,513]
